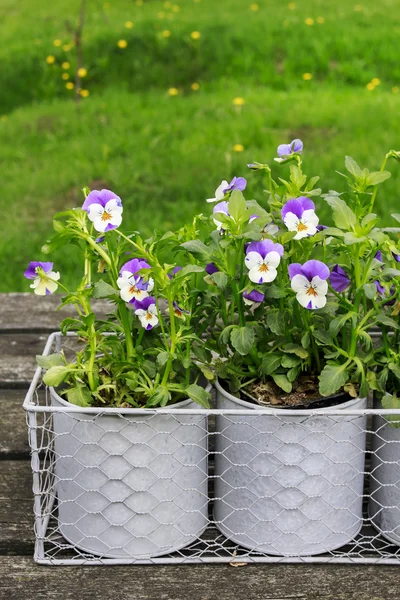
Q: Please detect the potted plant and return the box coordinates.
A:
[24,188,212,559]
[181,143,400,556]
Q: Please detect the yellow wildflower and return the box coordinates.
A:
[63,44,72,52]
[316,16,325,24]
[233,97,245,106]
[191,82,200,90]
[168,87,179,96]
[125,21,134,28]
[136,0,143,5]
[62,73,70,80]
[162,30,171,37]
[62,61,70,69]
[46,55,55,64]
[288,2,296,9]
[305,17,314,25]
[366,82,375,91]
[172,4,180,12]
[233,144,244,152]
[66,82,74,90]
[117,39,128,48]
[250,3,259,10]
[80,89,90,97]
[78,67,88,78]
[302,73,313,80]
[191,31,201,40]
[354,4,362,11]
[371,78,381,86]
[53,39,62,47]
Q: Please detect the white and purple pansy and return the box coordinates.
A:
[134,296,159,330]
[117,258,154,304]
[82,189,123,233]
[213,201,230,230]
[275,139,303,162]
[206,177,246,203]
[289,260,330,309]
[24,261,60,296]
[245,240,284,284]
[281,197,319,240]
[243,289,265,306]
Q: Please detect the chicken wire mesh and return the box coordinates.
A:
[23,333,400,565]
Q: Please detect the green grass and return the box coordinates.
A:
[0,0,400,291]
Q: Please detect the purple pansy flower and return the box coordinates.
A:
[245,239,284,284]
[316,225,328,232]
[24,261,60,296]
[374,251,383,262]
[82,189,123,233]
[243,289,265,306]
[172,301,190,319]
[276,139,303,159]
[289,260,330,310]
[205,263,219,275]
[117,258,153,304]
[393,252,400,263]
[168,266,182,279]
[375,280,386,295]
[206,177,247,203]
[330,265,351,293]
[281,197,319,240]
[134,296,158,330]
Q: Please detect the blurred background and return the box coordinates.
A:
[0,0,399,291]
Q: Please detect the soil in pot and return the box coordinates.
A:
[214,378,367,557]
[369,396,400,545]
[50,387,209,559]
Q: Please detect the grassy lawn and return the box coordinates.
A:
[0,0,399,291]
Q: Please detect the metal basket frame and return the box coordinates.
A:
[23,333,400,565]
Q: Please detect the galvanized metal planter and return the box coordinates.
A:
[214,380,367,556]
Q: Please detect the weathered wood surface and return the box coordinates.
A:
[0,294,399,600]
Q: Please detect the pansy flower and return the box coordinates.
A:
[135,296,158,330]
[206,177,246,203]
[289,260,330,309]
[243,290,265,305]
[172,301,190,319]
[82,189,123,233]
[281,197,319,240]
[330,265,350,293]
[117,258,154,304]
[24,261,60,295]
[168,266,182,279]
[205,263,219,275]
[245,240,284,284]
[274,139,303,163]
[393,252,400,263]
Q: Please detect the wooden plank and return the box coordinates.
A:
[0,294,109,333]
[0,334,48,386]
[0,390,30,457]
[0,461,33,555]
[0,555,399,600]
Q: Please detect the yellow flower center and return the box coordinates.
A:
[129,285,138,294]
[145,311,153,321]
[306,285,318,297]
[297,222,308,232]
[101,211,112,222]
[259,263,268,272]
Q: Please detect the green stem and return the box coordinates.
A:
[368,154,388,214]
[161,297,177,386]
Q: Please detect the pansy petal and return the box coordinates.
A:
[291,274,311,293]
[288,263,303,280]
[302,260,330,281]
[249,265,278,284]
[283,212,300,231]
[245,251,263,270]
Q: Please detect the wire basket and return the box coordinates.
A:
[23,333,400,565]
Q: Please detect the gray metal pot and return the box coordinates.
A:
[214,380,367,556]
[369,397,400,545]
[50,386,209,558]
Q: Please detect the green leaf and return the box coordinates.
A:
[219,325,236,345]
[329,312,356,337]
[325,196,356,231]
[381,268,400,281]
[228,189,247,223]
[281,354,301,368]
[93,280,118,299]
[262,354,282,375]
[156,351,170,367]
[146,386,171,407]
[312,329,334,345]
[267,310,286,335]
[282,343,308,359]
[376,314,400,330]
[36,353,65,369]
[272,374,292,393]
[66,384,93,407]
[181,240,210,261]
[142,360,157,379]
[264,285,287,299]
[388,362,400,380]
[301,332,310,348]
[363,283,377,299]
[345,156,363,178]
[211,271,229,289]
[392,213,400,224]
[367,171,391,186]
[230,326,255,356]
[43,365,72,387]
[175,264,204,278]
[381,394,400,428]
[185,383,210,408]
[319,363,349,396]
[344,232,366,245]
[199,364,215,381]
[289,165,307,188]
